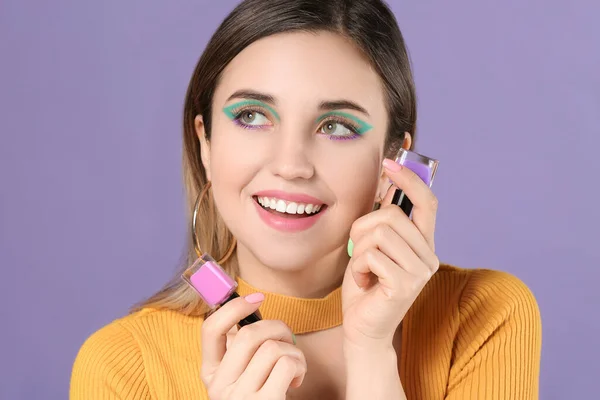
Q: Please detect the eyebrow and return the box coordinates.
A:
[227,90,275,104]
[318,100,370,117]
[226,90,370,116]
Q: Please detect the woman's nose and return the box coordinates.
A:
[267,132,315,181]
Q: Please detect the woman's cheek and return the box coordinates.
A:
[331,156,381,217]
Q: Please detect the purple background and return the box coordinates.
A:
[1,0,598,398]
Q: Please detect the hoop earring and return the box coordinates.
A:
[192,181,237,264]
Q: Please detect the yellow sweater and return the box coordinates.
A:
[70,264,542,399]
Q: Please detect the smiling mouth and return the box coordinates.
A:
[253,196,327,218]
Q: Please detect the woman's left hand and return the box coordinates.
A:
[341,158,440,350]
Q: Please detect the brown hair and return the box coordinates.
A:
[133,0,417,317]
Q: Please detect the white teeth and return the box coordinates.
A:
[255,197,323,215]
[275,199,287,212]
[286,202,298,214]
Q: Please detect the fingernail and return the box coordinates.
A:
[383,158,402,172]
[244,292,265,304]
[347,238,354,258]
[292,333,297,345]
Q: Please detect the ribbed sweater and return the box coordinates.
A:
[70,264,542,399]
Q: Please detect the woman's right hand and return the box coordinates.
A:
[201,292,307,399]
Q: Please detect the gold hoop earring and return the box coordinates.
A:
[192,181,237,264]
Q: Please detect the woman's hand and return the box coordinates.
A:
[342,158,440,350]
[201,293,307,399]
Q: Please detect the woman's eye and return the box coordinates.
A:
[237,110,269,126]
[320,121,356,138]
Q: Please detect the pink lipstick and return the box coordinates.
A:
[182,254,262,326]
[253,190,327,233]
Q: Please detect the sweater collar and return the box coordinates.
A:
[235,277,343,334]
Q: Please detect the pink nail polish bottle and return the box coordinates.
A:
[182,254,262,326]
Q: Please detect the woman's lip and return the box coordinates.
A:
[253,199,326,233]
[253,190,325,205]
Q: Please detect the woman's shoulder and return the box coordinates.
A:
[418,264,543,395]
[75,308,202,350]
[70,308,203,399]
[424,263,542,342]
[435,263,540,313]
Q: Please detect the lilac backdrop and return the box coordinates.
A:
[1,0,598,398]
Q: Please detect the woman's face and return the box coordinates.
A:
[198,31,390,271]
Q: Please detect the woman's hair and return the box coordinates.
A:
[133,0,417,316]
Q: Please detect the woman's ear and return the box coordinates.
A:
[195,115,211,181]
[374,132,413,202]
[401,131,413,150]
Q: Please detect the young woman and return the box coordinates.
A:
[70,0,542,399]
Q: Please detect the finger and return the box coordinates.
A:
[260,356,307,395]
[225,325,238,351]
[349,205,435,266]
[201,293,264,379]
[235,340,306,392]
[351,223,435,276]
[380,182,396,205]
[212,320,295,388]
[382,158,438,249]
[350,248,415,295]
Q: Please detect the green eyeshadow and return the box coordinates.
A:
[316,111,372,134]
[223,100,280,121]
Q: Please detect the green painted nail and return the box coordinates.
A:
[347,238,354,258]
[292,333,297,345]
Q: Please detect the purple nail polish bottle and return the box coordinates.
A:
[392,148,439,217]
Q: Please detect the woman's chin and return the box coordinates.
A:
[242,241,333,273]
[260,250,318,272]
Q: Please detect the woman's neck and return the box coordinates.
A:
[235,244,348,298]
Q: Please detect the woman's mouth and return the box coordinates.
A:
[253,196,326,219]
